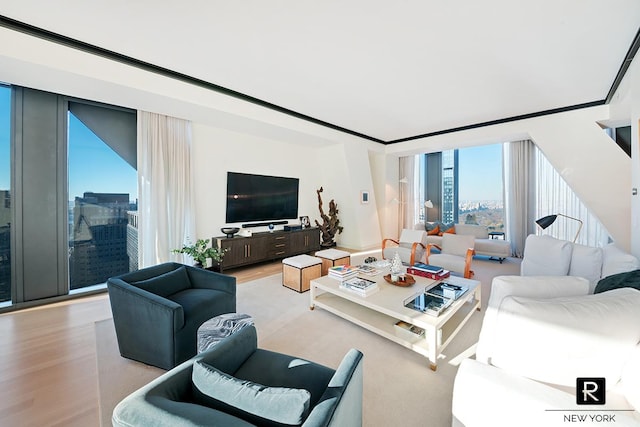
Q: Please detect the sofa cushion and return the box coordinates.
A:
[521,234,573,276]
[193,360,311,425]
[490,288,640,388]
[568,243,603,287]
[441,233,475,257]
[454,223,489,239]
[602,244,640,279]
[622,344,640,411]
[399,229,427,246]
[131,265,191,298]
[594,269,640,294]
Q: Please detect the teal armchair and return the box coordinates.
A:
[112,325,364,427]
[107,262,236,370]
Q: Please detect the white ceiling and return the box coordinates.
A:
[1,1,639,143]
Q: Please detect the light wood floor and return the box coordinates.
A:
[0,261,283,427]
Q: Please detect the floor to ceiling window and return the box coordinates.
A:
[421,144,504,232]
[67,109,138,290]
[458,144,504,232]
[0,85,10,304]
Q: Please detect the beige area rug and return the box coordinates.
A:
[96,252,521,427]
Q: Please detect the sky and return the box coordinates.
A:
[457,143,503,201]
[0,85,137,202]
[68,113,138,202]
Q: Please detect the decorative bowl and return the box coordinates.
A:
[383,274,416,287]
[221,227,240,238]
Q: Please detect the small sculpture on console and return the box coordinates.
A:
[315,187,344,247]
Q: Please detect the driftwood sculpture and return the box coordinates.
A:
[315,187,344,247]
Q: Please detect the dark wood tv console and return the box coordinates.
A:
[214,227,321,272]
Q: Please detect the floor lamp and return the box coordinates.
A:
[424,200,433,222]
[535,213,583,243]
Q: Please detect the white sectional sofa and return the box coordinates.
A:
[521,234,640,292]
[452,275,640,427]
[415,223,511,262]
[452,236,640,426]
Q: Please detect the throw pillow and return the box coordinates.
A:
[426,224,440,236]
[520,234,572,276]
[595,269,640,294]
[568,243,603,287]
[131,266,191,298]
[490,288,640,388]
[192,360,311,425]
[438,222,455,236]
[601,244,640,278]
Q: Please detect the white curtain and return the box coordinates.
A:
[138,111,196,268]
[399,156,419,234]
[534,147,610,247]
[504,140,536,257]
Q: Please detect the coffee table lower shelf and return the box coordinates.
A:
[310,283,480,370]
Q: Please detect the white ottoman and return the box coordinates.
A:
[282,254,322,293]
[315,248,351,275]
[197,313,254,353]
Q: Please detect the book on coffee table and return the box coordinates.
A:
[340,277,379,297]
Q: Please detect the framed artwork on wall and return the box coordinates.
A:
[361,191,369,204]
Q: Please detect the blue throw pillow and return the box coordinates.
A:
[192,360,311,425]
[131,266,191,298]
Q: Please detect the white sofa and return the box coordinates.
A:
[521,234,640,292]
[416,223,511,262]
[452,275,640,427]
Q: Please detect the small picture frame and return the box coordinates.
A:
[361,191,369,204]
[299,216,310,228]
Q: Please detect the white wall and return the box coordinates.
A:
[609,53,640,258]
[191,123,383,250]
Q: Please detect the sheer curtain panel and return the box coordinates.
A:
[534,147,610,247]
[399,156,419,235]
[138,111,196,267]
[504,140,536,257]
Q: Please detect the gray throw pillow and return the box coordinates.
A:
[192,360,311,425]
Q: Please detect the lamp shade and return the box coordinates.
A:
[535,215,557,229]
[424,200,434,208]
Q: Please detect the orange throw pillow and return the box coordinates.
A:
[443,226,456,234]
[427,225,440,236]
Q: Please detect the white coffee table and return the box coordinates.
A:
[310,273,481,371]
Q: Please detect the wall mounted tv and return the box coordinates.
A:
[225,172,299,224]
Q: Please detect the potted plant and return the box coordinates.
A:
[172,238,226,269]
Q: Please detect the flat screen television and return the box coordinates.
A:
[225,172,299,224]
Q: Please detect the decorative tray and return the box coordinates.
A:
[383,274,416,287]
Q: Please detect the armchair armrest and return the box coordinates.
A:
[464,248,475,279]
[185,266,236,295]
[426,243,441,259]
[303,349,364,427]
[381,238,399,255]
[108,278,185,331]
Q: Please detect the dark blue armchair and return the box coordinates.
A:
[107,262,236,370]
[112,325,364,427]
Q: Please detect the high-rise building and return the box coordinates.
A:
[0,190,10,302]
[69,192,136,289]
